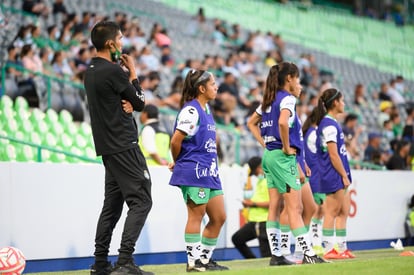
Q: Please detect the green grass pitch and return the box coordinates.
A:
[27,247,414,274]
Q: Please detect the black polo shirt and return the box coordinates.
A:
[84,57,145,156]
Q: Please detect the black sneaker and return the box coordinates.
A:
[186,259,206,272]
[200,259,229,271]
[110,260,154,275]
[269,255,296,266]
[90,262,113,275]
[302,254,329,264]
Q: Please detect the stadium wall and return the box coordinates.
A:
[0,163,413,272]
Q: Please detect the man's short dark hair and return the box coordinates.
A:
[344,113,358,124]
[90,21,120,51]
[143,104,159,119]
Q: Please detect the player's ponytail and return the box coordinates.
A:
[180,69,211,108]
[262,62,299,112]
[315,88,342,125]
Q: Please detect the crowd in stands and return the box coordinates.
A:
[2,0,413,170]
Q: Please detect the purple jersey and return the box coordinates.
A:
[316,115,352,193]
[169,99,222,189]
[304,126,320,193]
[260,90,302,155]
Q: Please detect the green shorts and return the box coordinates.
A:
[180,186,223,205]
[313,192,326,205]
[262,149,301,194]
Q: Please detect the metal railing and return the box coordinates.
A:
[0,134,101,163]
[1,63,84,109]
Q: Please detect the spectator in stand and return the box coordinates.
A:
[59,15,76,46]
[402,107,414,143]
[13,25,34,48]
[378,100,393,128]
[364,132,388,166]
[52,0,68,18]
[387,78,405,106]
[213,72,241,124]
[298,53,312,87]
[160,45,174,68]
[342,113,361,142]
[273,34,285,54]
[381,119,394,153]
[51,50,74,80]
[139,45,160,73]
[386,140,411,170]
[72,47,90,74]
[22,0,49,17]
[138,71,161,106]
[161,75,183,112]
[376,82,392,101]
[21,44,43,73]
[353,83,368,107]
[154,28,171,48]
[390,112,403,140]
[395,75,407,94]
[20,44,43,106]
[5,45,25,99]
[74,12,92,34]
[39,47,55,76]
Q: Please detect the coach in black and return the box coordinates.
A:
[84,21,153,275]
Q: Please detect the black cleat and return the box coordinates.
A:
[110,260,154,275]
[200,259,229,271]
[269,255,296,266]
[90,261,113,275]
[186,259,206,272]
[302,254,329,264]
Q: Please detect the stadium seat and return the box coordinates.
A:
[1,144,17,161]
[14,96,29,112]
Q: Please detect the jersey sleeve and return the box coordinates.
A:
[322,125,338,143]
[255,104,263,116]
[280,95,296,115]
[176,106,199,136]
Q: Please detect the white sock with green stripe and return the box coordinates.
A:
[336,229,347,252]
[280,224,291,256]
[200,236,217,264]
[311,218,323,246]
[322,228,335,253]
[292,226,315,256]
[185,233,201,266]
[266,221,282,257]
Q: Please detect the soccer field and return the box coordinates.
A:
[27,247,414,275]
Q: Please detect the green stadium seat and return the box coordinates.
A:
[48,120,64,136]
[74,134,87,149]
[29,132,42,145]
[42,132,58,147]
[59,132,73,148]
[0,95,13,111]
[14,96,29,112]
[59,109,73,125]
[45,108,59,125]
[30,108,46,125]
[79,122,92,137]
[16,145,35,162]
[18,118,34,135]
[3,118,19,134]
[34,120,49,135]
[1,144,17,161]
[50,149,67,163]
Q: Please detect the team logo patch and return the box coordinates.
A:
[198,188,206,199]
